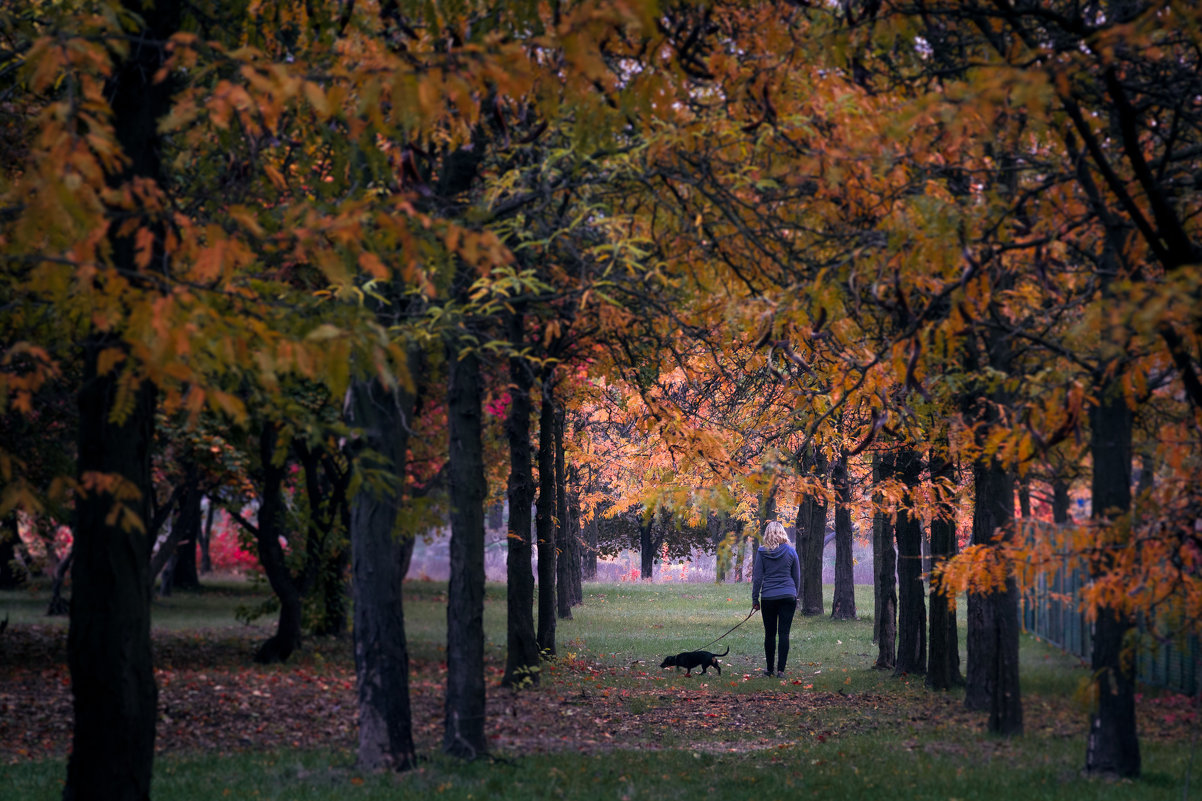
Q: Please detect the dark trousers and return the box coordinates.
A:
[762,597,797,672]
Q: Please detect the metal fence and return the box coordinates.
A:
[1021,557,1201,696]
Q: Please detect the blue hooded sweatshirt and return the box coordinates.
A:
[752,543,800,605]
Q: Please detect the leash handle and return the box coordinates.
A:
[694,606,758,651]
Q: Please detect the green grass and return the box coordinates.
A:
[5,739,1195,801]
[0,573,276,631]
[3,578,1197,801]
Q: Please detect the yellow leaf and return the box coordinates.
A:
[303,81,330,119]
[264,164,287,190]
[358,252,388,279]
[97,347,125,376]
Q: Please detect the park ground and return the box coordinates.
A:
[1,578,1198,801]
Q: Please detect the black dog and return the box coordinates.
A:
[659,646,729,676]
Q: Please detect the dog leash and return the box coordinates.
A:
[694,606,758,651]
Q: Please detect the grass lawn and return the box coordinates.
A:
[1,577,1197,801]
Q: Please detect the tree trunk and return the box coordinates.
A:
[535,375,557,656]
[583,514,598,581]
[830,452,856,620]
[1052,477,1072,524]
[252,425,304,664]
[555,405,572,619]
[487,501,504,532]
[639,513,655,580]
[964,451,1023,735]
[874,450,897,671]
[443,340,488,760]
[199,499,216,574]
[169,460,202,591]
[872,454,884,645]
[927,431,962,690]
[894,445,927,677]
[349,372,419,772]
[1084,378,1140,777]
[566,483,583,605]
[502,318,539,689]
[730,524,740,579]
[294,442,352,638]
[317,531,350,638]
[713,512,728,583]
[64,338,158,801]
[0,514,23,589]
[801,449,828,616]
[62,0,180,789]
[47,547,73,616]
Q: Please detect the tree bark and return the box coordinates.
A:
[583,514,598,581]
[733,529,746,583]
[251,425,304,664]
[349,371,419,772]
[964,450,1023,735]
[554,405,572,619]
[502,316,539,689]
[566,482,583,606]
[714,512,729,584]
[443,340,488,760]
[830,451,856,620]
[894,445,927,677]
[874,449,897,671]
[801,449,829,616]
[872,454,884,645]
[294,441,352,638]
[0,514,23,589]
[169,460,202,591]
[199,499,216,574]
[64,339,158,801]
[1084,378,1140,777]
[927,431,962,690]
[639,513,656,580]
[63,0,180,791]
[47,547,73,616]
[535,375,557,656]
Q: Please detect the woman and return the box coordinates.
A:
[751,520,801,677]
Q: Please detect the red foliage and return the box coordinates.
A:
[207,516,260,574]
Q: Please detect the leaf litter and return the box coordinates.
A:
[1,625,1196,765]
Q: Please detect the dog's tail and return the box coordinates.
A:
[716,646,729,658]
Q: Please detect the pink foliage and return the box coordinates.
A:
[208,517,260,574]
[484,392,511,419]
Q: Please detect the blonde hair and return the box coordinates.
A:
[762,520,789,549]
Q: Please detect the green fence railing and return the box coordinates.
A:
[1021,555,1201,697]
